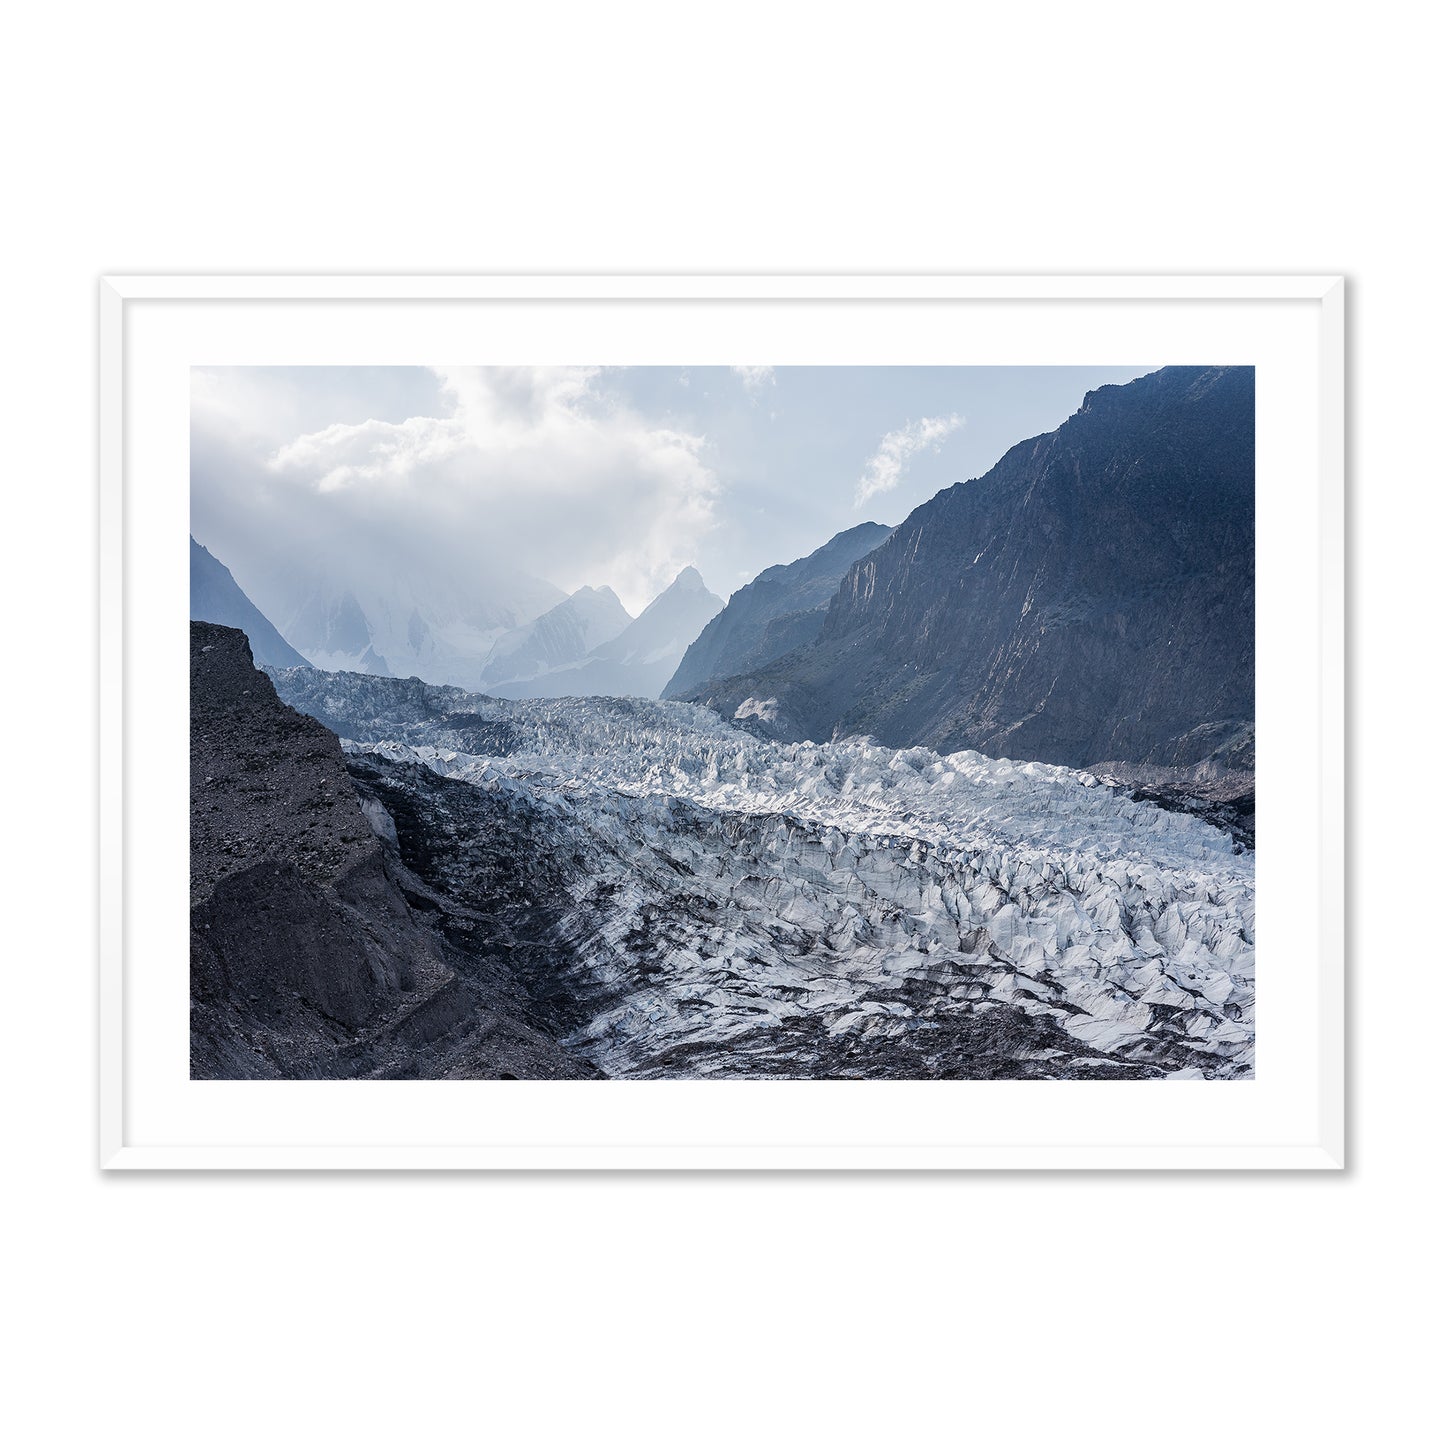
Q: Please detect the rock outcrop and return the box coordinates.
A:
[189,622,597,1078]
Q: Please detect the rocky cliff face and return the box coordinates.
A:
[189,622,597,1078]
[677,367,1254,776]
[662,521,892,699]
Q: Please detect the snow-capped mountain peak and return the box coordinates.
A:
[667,565,707,592]
[277,564,564,686]
[584,568,724,671]
[485,568,724,701]
[479,584,633,689]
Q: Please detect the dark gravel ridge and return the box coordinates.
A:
[189,622,600,1079]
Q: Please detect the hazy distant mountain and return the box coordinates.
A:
[278,568,565,686]
[662,521,892,699]
[677,366,1255,774]
[491,567,724,700]
[282,585,390,675]
[479,585,633,690]
[189,537,310,670]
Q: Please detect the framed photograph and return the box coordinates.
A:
[99,275,1344,1169]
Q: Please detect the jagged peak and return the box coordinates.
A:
[634,566,719,616]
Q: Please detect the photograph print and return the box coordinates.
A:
[189,362,1255,1081]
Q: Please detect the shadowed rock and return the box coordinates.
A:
[663,521,892,699]
[676,367,1255,776]
[189,622,599,1078]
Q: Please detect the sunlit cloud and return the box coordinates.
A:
[192,365,719,618]
[853,414,962,507]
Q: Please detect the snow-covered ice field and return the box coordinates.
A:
[273,669,1256,1079]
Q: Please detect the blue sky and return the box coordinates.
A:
[192,364,1156,617]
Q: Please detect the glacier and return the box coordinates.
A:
[270,667,1256,1080]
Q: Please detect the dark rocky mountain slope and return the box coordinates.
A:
[189,622,597,1078]
[190,537,310,669]
[677,366,1254,776]
[662,521,892,699]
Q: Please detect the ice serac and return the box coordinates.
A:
[189,537,310,670]
[271,665,1256,1080]
[662,521,893,700]
[479,584,633,690]
[489,566,724,700]
[676,367,1256,777]
[189,623,598,1079]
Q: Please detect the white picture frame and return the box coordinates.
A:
[99,274,1344,1170]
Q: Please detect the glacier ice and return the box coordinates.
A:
[271,668,1256,1079]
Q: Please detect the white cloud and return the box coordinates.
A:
[191,365,719,618]
[853,413,962,507]
[730,365,775,398]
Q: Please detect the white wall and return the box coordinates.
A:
[3,3,1432,1440]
